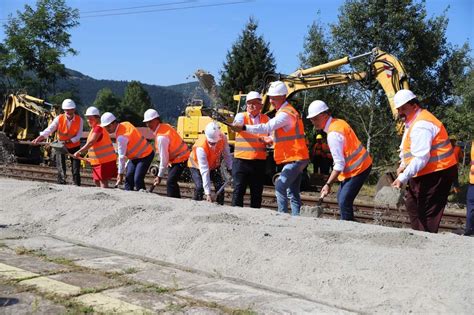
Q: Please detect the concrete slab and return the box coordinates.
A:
[176,280,281,310]
[19,276,81,297]
[39,245,114,261]
[0,262,39,280]
[0,236,74,251]
[99,285,190,312]
[128,264,218,290]
[254,297,357,314]
[0,284,67,315]
[73,292,151,314]
[74,255,151,273]
[0,254,73,275]
[48,272,122,291]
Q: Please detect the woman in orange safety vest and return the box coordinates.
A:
[74,107,117,188]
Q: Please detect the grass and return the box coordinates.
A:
[132,283,172,294]
[123,267,138,274]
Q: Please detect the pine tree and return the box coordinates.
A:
[120,81,152,125]
[219,17,276,112]
[93,88,122,115]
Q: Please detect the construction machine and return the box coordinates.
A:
[176,70,236,148]
[0,93,58,164]
[233,47,409,117]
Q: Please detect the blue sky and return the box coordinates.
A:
[1,0,472,86]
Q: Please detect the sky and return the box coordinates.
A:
[0,0,472,86]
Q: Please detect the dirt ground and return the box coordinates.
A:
[0,178,472,314]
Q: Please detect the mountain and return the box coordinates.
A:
[57,69,212,120]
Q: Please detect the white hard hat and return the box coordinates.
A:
[306,100,329,119]
[61,99,76,110]
[204,121,222,142]
[100,112,117,127]
[394,89,417,109]
[85,106,100,116]
[267,81,288,96]
[143,109,160,122]
[246,91,262,102]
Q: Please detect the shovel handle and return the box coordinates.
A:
[148,184,156,193]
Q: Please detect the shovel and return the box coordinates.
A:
[216,178,231,196]
[49,142,90,162]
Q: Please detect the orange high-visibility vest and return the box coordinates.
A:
[469,141,473,184]
[401,109,457,177]
[57,114,82,149]
[116,122,153,160]
[234,112,269,160]
[324,143,332,159]
[188,135,225,171]
[328,118,372,181]
[273,104,309,165]
[87,126,116,166]
[154,123,190,165]
[453,146,462,163]
[312,142,323,157]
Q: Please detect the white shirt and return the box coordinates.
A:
[196,136,232,195]
[245,102,295,136]
[154,125,170,178]
[233,111,262,125]
[40,114,83,144]
[323,117,346,172]
[116,132,129,175]
[397,109,440,184]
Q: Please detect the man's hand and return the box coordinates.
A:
[231,123,244,132]
[320,183,331,199]
[153,176,161,186]
[116,174,124,186]
[262,136,273,146]
[391,179,403,189]
[396,165,406,176]
[73,151,82,159]
[32,135,45,144]
[205,194,214,202]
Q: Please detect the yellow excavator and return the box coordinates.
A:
[0,93,58,164]
[233,47,409,118]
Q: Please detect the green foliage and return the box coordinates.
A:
[1,0,79,97]
[219,17,276,112]
[93,88,122,115]
[120,81,153,125]
[298,0,472,168]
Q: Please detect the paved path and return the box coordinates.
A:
[0,235,354,314]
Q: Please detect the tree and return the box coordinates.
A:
[219,17,276,111]
[93,88,122,115]
[297,18,350,146]
[324,0,471,168]
[120,81,152,125]
[1,0,79,97]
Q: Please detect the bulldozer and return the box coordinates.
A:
[0,93,58,164]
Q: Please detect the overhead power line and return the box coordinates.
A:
[0,0,253,22]
[80,0,253,19]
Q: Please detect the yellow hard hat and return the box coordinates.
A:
[316,134,323,140]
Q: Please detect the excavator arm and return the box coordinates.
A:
[236,48,409,118]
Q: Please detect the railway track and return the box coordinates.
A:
[0,163,466,232]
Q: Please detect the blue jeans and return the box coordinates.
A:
[337,165,372,220]
[466,184,474,236]
[125,151,154,191]
[275,159,309,216]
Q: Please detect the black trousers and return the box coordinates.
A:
[166,162,186,198]
[231,158,266,208]
[405,165,457,233]
[190,167,225,205]
[56,145,81,186]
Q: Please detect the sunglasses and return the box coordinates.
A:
[208,141,217,146]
